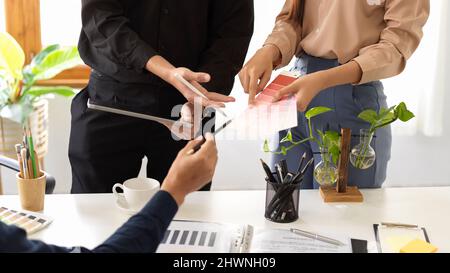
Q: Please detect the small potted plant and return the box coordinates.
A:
[350,103,415,169]
[0,32,82,160]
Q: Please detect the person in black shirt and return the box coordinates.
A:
[1,135,218,253]
[70,0,254,193]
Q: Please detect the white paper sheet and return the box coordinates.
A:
[250,228,352,253]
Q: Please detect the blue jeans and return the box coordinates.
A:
[271,55,392,189]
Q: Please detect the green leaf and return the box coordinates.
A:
[0,32,25,81]
[305,107,332,120]
[263,139,270,153]
[280,130,293,143]
[32,44,60,65]
[27,46,83,81]
[358,109,378,125]
[281,146,287,156]
[395,102,415,122]
[329,145,340,165]
[27,86,76,98]
[325,131,340,143]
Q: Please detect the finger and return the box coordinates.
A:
[239,70,250,94]
[196,133,217,157]
[258,71,271,91]
[185,70,211,83]
[191,81,209,96]
[272,83,298,102]
[182,137,205,153]
[248,74,259,104]
[207,92,236,103]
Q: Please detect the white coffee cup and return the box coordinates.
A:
[113,178,160,211]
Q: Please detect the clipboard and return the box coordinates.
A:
[373,224,431,253]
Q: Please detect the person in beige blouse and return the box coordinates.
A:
[240,0,430,188]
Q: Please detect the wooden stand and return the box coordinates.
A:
[319,128,363,203]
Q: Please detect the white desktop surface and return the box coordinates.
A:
[1,187,449,252]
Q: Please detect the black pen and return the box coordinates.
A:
[292,158,314,183]
[187,119,234,155]
[260,159,277,183]
[296,152,307,175]
[275,163,284,183]
[280,160,289,177]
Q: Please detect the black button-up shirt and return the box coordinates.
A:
[79,0,254,99]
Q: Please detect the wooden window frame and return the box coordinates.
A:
[4,0,89,88]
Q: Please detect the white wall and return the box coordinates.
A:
[2,0,449,194]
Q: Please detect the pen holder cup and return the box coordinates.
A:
[264,178,300,223]
[16,171,46,212]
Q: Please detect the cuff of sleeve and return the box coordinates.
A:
[127,42,157,70]
[352,54,377,85]
[264,36,294,69]
[140,190,179,227]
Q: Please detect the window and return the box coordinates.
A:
[3,0,89,88]
[40,0,82,47]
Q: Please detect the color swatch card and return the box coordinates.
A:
[225,72,299,139]
[0,206,53,235]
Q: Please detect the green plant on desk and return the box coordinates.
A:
[263,102,415,184]
[0,32,82,125]
[263,106,340,186]
[351,102,415,169]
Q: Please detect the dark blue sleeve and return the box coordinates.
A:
[0,222,83,253]
[92,190,178,253]
[0,190,178,253]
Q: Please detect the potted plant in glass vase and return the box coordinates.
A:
[350,103,415,169]
[0,32,82,162]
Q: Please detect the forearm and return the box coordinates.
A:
[317,61,363,89]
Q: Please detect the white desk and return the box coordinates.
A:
[1,187,450,252]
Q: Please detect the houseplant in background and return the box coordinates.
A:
[0,31,82,163]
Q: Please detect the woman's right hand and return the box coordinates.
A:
[239,45,281,104]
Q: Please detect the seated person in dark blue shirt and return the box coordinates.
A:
[0,134,217,253]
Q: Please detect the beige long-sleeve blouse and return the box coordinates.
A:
[264,0,430,84]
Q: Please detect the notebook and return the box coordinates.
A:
[157,220,360,253]
[0,206,53,235]
[373,224,431,253]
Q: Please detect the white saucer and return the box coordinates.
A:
[115,197,139,215]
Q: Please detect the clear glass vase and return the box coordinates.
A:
[350,129,376,170]
[313,148,338,186]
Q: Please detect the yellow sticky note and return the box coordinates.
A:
[400,239,438,253]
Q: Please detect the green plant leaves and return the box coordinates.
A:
[0,32,25,81]
[358,109,378,124]
[305,107,332,120]
[27,86,76,98]
[24,46,83,82]
[358,103,415,133]
[395,102,415,122]
[280,130,293,143]
[263,139,270,153]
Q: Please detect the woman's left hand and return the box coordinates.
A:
[272,72,326,112]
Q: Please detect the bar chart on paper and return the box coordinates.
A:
[156,220,244,253]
